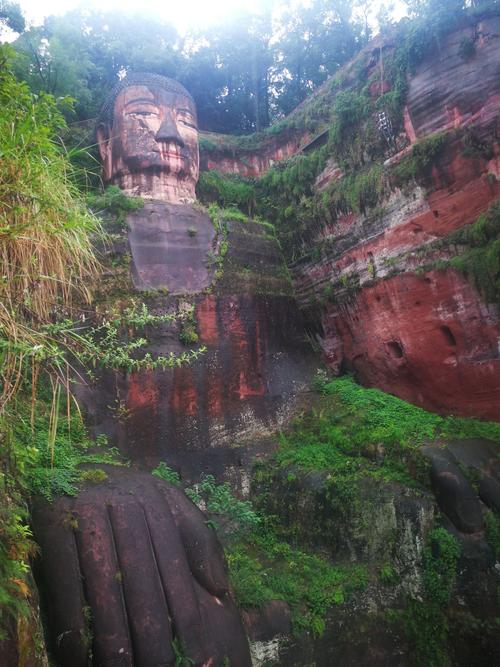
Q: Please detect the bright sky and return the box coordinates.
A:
[14,0,407,35]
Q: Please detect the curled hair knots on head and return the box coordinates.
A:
[97,72,195,128]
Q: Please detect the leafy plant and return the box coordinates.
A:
[484,510,500,559]
[0,45,100,413]
[422,528,460,605]
[393,132,447,185]
[86,185,143,226]
[185,474,260,536]
[0,492,34,638]
[197,170,255,215]
[152,462,181,486]
[226,529,368,636]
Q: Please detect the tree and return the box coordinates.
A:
[272,0,362,117]
[11,3,368,132]
[13,10,181,120]
[0,1,25,37]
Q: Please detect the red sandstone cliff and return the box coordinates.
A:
[295,15,500,419]
[202,13,500,420]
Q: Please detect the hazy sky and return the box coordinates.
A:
[14,0,407,34]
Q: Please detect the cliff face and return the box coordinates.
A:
[79,212,315,483]
[287,14,500,419]
[201,130,309,178]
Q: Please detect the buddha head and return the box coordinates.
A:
[97,73,199,203]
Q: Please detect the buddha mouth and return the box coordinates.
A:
[152,146,191,160]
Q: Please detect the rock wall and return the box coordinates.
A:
[79,213,315,484]
[200,129,310,178]
[289,14,500,419]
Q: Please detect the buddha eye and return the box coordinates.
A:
[127,110,158,118]
[177,116,196,130]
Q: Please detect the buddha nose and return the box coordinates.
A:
[155,116,185,147]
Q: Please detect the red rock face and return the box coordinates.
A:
[322,270,500,420]
[201,132,310,177]
[119,291,311,472]
[79,219,315,481]
[405,17,500,139]
[289,14,500,420]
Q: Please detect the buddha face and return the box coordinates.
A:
[97,83,199,203]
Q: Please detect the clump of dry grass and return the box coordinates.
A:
[0,46,100,412]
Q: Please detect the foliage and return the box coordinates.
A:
[11,2,365,133]
[171,636,194,667]
[0,1,24,35]
[203,204,231,281]
[401,526,460,666]
[484,510,500,559]
[197,171,255,214]
[153,465,260,536]
[392,132,447,185]
[379,563,397,585]
[152,462,182,486]
[9,1,497,136]
[255,147,328,254]
[443,201,500,303]
[19,408,122,501]
[185,474,261,536]
[271,376,500,493]
[0,45,100,412]
[323,376,500,444]
[403,599,450,667]
[328,90,372,169]
[226,529,368,636]
[422,528,460,605]
[324,164,385,216]
[0,385,123,634]
[151,464,366,636]
[178,328,199,346]
[44,304,207,373]
[178,305,199,347]
[87,185,143,226]
[0,486,34,637]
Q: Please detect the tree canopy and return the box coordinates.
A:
[8,0,498,133]
[9,1,367,132]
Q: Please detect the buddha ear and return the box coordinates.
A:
[96,122,112,180]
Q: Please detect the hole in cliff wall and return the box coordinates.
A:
[440,325,457,347]
[386,340,404,359]
[433,210,440,218]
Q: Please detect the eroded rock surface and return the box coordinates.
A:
[288,14,500,419]
[32,467,251,667]
[127,202,216,292]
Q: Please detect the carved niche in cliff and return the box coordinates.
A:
[32,74,252,667]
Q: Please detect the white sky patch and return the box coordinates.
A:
[13,0,407,35]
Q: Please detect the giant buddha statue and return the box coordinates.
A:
[32,74,252,667]
[96,73,199,203]
[97,73,216,293]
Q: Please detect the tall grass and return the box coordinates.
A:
[0,45,100,413]
[0,46,102,639]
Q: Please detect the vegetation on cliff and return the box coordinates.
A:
[0,44,100,642]
[194,1,499,269]
[0,47,204,645]
[437,200,500,303]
